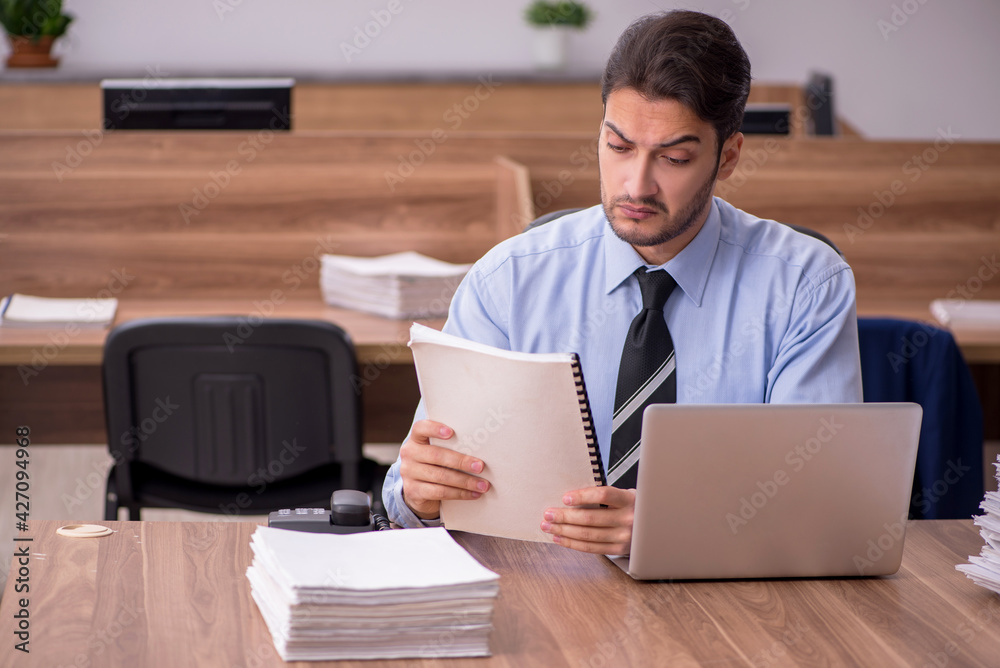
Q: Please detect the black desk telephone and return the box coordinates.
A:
[267,490,391,534]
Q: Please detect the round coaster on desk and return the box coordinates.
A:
[56,524,114,538]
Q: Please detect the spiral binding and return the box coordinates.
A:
[570,353,607,486]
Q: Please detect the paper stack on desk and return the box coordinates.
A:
[957,456,1000,594]
[0,293,118,328]
[246,526,500,661]
[930,299,1000,328]
[319,251,471,319]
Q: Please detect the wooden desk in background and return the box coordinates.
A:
[0,300,441,445]
[1,297,999,446]
[2,520,1000,667]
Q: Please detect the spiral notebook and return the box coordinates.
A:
[408,323,605,542]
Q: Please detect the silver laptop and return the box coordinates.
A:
[610,403,922,580]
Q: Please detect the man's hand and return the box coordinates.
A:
[540,486,636,555]
[399,419,490,520]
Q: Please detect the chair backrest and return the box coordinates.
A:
[857,317,984,519]
[102,317,363,488]
[524,208,845,257]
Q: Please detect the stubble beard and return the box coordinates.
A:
[602,164,719,249]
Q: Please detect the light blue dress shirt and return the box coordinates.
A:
[384,198,863,527]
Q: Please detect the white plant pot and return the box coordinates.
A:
[532,26,570,70]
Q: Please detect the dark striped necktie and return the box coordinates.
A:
[607,268,677,489]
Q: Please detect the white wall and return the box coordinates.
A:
[7,0,998,141]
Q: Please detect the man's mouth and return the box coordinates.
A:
[618,204,658,220]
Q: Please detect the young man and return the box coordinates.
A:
[383,10,862,555]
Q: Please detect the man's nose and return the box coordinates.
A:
[624,158,658,201]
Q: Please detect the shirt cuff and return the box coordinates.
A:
[390,476,444,528]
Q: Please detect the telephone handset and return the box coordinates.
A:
[267,489,391,534]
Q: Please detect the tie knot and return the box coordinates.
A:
[636,268,676,311]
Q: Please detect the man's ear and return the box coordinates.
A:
[715,132,744,182]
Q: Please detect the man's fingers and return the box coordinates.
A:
[403,421,485,475]
[562,485,635,508]
[540,486,635,555]
[407,480,484,503]
[399,419,489,519]
[543,506,626,528]
[549,534,631,556]
[410,419,453,442]
[540,519,631,556]
[403,460,490,494]
[416,442,485,475]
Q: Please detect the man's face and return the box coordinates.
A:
[599,88,740,263]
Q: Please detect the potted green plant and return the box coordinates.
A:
[524,1,592,70]
[0,0,74,68]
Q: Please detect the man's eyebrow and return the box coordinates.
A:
[604,121,701,149]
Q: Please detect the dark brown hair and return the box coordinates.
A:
[601,11,751,153]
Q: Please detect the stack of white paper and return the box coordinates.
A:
[246,526,500,661]
[0,293,118,328]
[320,252,471,319]
[957,456,1000,593]
[930,299,1000,328]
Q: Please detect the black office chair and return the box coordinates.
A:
[102,317,377,520]
[524,207,844,258]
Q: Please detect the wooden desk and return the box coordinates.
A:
[3,520,999,667]
[2,297,998,445]
[857,298,1000,365]
[0,299,441,367]
[0,300,437,445]
[1,298,994,366]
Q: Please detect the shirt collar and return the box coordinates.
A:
[603,198,721,307]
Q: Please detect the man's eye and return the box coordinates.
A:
[664,156,690,165]
[607,143,629,153]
